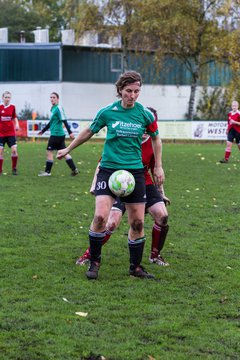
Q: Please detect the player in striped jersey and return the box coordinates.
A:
[220,100,240,163]
[0,91,19,175]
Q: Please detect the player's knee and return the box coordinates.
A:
[159,215,168,227]
[130,219,144,233]
[93,214,107,228]
[155,213,168,227]
[107,222,117,232]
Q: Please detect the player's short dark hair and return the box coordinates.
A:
[51,92,59,99]
[147,106,158,121]
[115,71,142,97]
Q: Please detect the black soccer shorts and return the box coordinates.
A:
[47,135,66,151]
[95,167,146,204]
[227,128,240,144]
[0,136,17,148]
[145,184,164,210]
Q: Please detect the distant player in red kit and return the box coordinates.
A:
[220,100,240,163]
[0,91,19,175]
[76,107,170,267]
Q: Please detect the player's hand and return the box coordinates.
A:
[57,148,68,159]
[69,133,75,140]
[15,125,19,131]
[154,166,165,188]
[38,131,43,135]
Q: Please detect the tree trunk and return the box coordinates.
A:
[187,58,200,120]
[122,37,129,71]
[187,80,198,120]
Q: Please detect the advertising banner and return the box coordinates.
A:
[157,121,192,139]
[19,120,227,141]
[27,120,107,139]
[191,121,227,140]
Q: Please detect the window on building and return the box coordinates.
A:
[111,53,123,72]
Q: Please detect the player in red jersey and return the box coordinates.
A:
[220,100,240,163]
[76,107,170,267]
[0,91,19,175]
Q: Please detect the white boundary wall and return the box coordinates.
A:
[0,82,204,120]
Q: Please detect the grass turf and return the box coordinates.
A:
[0,141,239,360]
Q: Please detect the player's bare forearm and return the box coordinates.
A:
[229,119,240,126]
[151,134,162,167]
[15,118,19,130]
[67,126,93,153]
[57,126,94,160]
[151,134,165,186]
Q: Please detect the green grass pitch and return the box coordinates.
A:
[0,141,239,360]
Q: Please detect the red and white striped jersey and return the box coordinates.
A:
[0,104,17,136]
[227,110,240,133]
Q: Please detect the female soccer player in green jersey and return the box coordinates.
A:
[57,71,164,280]
[38,92,79,177]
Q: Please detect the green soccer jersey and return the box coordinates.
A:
[90,100,159,169]
[49,105,67,136]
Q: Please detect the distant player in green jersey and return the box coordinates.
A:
[57,71,164,280]
[38,92,78,177]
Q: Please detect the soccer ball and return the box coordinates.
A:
[108,170,135,197]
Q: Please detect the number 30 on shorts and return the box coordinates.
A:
[96,180,107,190]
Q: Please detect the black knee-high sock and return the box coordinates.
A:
[128,237,145,269]
[45,160,53,173]
[89,230,105,263]
[66,158,76,171]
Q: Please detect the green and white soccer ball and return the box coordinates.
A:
[108,170,135,197]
